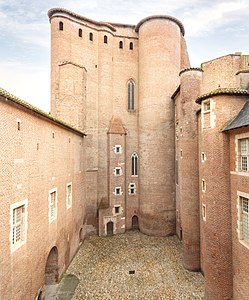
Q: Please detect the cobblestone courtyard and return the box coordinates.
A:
[64,231,204,300]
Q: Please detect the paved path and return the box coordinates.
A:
[65,231,204,300]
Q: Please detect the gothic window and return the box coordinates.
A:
[131,152,138,176]
[79,28,82,37]
[89,32,93,41]
[59,21,63,31]
[104,35,108,44]
[119,41,123,49]
[129,42,133,50]
[128,80,135,111]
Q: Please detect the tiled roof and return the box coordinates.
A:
[48,8,117,32]
[0,87,86,136]
[196,88,249,104]
[135,15,185,35]
[179,67,203,76]
[223,100,249,131]
[107,116,126,134]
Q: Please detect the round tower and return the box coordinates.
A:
[137,16,185,236]
[178,68,203,270]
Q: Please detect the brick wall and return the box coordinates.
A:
[0,95,86,300]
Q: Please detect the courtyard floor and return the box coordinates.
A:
[61,231,204,300]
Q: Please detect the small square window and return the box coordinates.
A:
[115,206,120,214]
[128,183,136,195]
[114,167,122,176]
[114,187,122,195]
[113,145,122,154]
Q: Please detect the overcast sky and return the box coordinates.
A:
[0,0,249,111]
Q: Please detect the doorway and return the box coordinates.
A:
[132,215,139,230]
[45,246,59,285]
[106,221,114,236]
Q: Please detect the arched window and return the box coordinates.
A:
[119,41,123,49]
[59,21,63,31]
[128,80,135,111]
[79,28,82,37]
[89,32,93,41]
[131,152,138,176]
[104,35,108,44]
[129,42,133,50]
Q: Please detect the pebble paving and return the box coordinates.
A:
[67,231,204,300]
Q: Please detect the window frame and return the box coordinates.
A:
[128,183,136,195]
[10,199,28,253]
[113,145,122,154]
[237,192,249,248]
[238,138,249,172]
[114,187,122,196]
[127,80,135,111]
[59,21,63,31]
[49,188,57,223]
[114,167,122,176]
[66,183,72,209]
[131,152,138,176]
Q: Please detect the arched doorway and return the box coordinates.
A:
[45,246,59,285]
[106,221,113,236]
[132,215,139,230]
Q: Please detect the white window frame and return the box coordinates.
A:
[49,188,57,223]
[202,203,206,221]
[66,183,72,209]
[238,138,249,172]
[203,100,211,113]
[202,179,206,192]
[201,152,206,163]
[10,199,28,253]
[113,145,122,154]
[114,187,122,196]
[128,183,136,195]
[114,167,122,176]
[237,192,249,249]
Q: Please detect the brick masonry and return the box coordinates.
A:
[0,7,249,299]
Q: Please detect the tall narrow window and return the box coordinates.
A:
[238,195,249,245]
[119,41,123,49]
[239,138,249,172]
[10,199,28,252]
[132,152,138,176]
[79,28,82,37]
[129,42,133,50]
[89,32,93,41]
[66,183,72,209]
[59,21,63,31]
[49,188,57,223]
[128,80,135,111]
[104,35,108,44]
